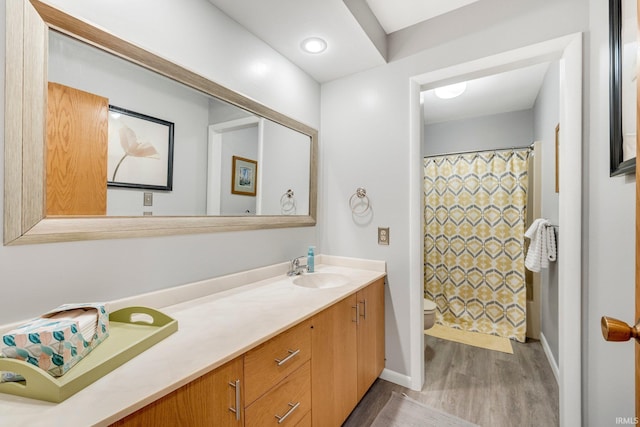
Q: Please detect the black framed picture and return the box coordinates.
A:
[107,105,174,191]
[610,0,637,176]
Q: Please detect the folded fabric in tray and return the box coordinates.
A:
[1,303,109,377]
[49,309,98,343]
[0,371,24,383]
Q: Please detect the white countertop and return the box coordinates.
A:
[0,255,386,426]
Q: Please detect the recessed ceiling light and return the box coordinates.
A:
[301,37,327,54]
[434,82,467,99]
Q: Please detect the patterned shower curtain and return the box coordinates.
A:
[423,148,529,342]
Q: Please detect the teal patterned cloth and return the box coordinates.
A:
[1,303,109,378]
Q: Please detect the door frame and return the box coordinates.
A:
[408,33,583,427]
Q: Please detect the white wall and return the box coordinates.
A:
[423,109,534,156]
[321,65,414,378]
[0,0,320,325]
[585,0,637,424]
[533,61,561,365]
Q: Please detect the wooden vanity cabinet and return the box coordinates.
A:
[110,357,243,427]
[111,277,384,427]
[310,278,385,427]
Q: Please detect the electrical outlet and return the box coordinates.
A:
[378,227,389,245]
[143,192,153,206]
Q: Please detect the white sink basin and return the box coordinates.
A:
[292,272,350,289]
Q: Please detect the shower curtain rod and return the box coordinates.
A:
[424,144,533,159]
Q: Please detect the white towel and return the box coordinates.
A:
[524,219,557,272]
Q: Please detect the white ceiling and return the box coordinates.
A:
[207,0,484,83]
[422,62,551,125]
[365,0,482,34]
[207,0,550,124]
[207,0,387,83]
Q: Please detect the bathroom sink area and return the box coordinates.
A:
[291,272,350,289]
[0,256,386,425]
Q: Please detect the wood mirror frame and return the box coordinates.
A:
[4,0,317,245]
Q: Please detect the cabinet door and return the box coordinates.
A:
[310,294,358,427]
[357,278,386,400]
[110,357,243,427]
[47,82,108,215]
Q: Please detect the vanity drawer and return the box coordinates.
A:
[245,360,311,427]
[244,319,310,405]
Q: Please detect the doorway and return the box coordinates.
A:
[408,33,583,427]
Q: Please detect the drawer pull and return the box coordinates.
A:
[275,349,301,366]
[360,299,367,320]
[275,401,300,424]
[228,379,241,421]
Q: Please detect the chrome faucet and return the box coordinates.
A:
[288,256,308,276]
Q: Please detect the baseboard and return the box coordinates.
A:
[540,332,559,385]
[379,368,414,389]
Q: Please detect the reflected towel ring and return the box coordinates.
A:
[349,187,370,215]
[280,189,296,214]
[281,189,294,200]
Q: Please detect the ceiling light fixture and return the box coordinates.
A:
[301,37,327,54]
[434,82,467,99]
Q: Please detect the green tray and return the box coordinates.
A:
[0,306,178,403]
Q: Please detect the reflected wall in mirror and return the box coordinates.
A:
[4,0,317,245]
[207,119,310,216]
[47,31,312,217]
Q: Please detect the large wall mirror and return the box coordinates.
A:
[4,0,317,245]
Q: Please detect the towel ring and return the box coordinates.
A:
[349,187,370,215]
[280,189,296,214]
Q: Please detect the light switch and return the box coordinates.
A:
[378,227,389,245]
[143,192,153,206]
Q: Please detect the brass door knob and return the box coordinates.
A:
[601,316,640,342]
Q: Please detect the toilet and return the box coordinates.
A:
[424,298,436,330]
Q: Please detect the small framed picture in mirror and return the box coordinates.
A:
[231,156,258,196]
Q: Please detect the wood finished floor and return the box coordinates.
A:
[343,335,559,427]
